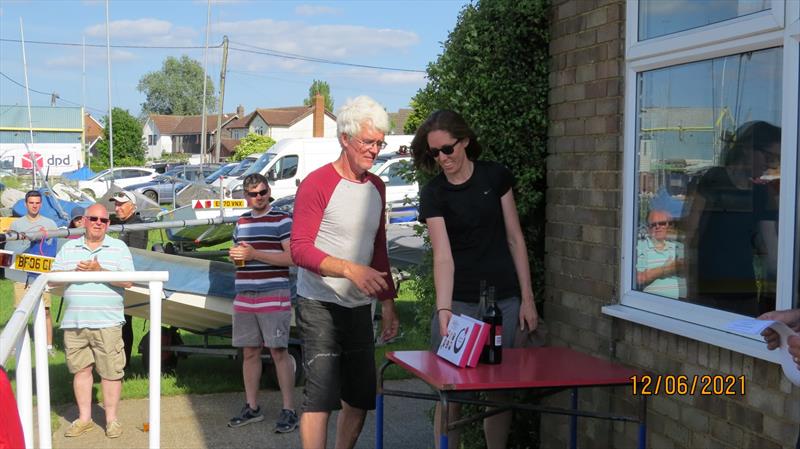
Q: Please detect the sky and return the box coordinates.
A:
[0,0,469,119]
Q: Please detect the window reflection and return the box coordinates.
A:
[638,0,770,41]
[634,47,782,317]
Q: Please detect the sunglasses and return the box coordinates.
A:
[648,221,669,229]
[429,139,461,158]
[246,189,270,198]
[85,216,110,224]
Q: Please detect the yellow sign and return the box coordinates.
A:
[14,254,54,273]
[193,199,247,209]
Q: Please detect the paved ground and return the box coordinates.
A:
[48,379,435,449]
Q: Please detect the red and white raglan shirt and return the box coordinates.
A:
[291,163,397,307]
[232,209,293,313]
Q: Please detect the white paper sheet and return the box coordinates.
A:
[726,318,800,385]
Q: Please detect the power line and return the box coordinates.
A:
[0,71,106,114]
[228,40,425,73]
[0,37,426,73]
[0,37,221,50]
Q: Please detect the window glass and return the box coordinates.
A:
[638,0,770,40]
[270,155,299,180]
[634,47,782,317]
[383,160,412,187]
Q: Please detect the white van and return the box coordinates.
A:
[226,137,342,199]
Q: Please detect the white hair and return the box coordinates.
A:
[335,95,390,137]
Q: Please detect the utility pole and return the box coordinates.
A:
[214,35,229,163]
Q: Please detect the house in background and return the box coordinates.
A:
[142,113,237,159]
[84,112,103,154]
[388,108,412,135]
[226,94,336,141]
[144,95,335,160]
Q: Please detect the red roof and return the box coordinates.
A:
[149,113,237,135]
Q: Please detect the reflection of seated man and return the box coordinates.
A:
[636,209,685,299]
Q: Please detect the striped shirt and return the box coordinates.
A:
[52,235,134,329]
[232,209,292,313]
[636,237,686,299]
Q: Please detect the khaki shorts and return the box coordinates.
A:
[63,326,126,380]
[232,310,291,348]
[14,281,52,308]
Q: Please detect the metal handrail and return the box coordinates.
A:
[0,271,169,449]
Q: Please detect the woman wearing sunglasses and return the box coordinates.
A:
[411,110,538,449]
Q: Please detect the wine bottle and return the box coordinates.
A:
[480,286,503,364]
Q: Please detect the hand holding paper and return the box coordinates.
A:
[728,316,800,385]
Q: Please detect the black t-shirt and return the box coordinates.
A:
[419,160,519,302]
[112,212,149,250]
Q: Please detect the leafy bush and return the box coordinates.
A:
[92,108,147,171]
[231,133,276,161]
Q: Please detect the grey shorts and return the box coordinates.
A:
[431,296,521,351]
[296,297,376,412]
[232,310,291,348]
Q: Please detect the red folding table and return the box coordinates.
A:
[376,347,646,449]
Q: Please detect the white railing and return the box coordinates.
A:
[0,271,169,449]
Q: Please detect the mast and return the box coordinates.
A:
[214,35,229,163]
[105,0,114,178]
[82,36,89,169]
[199,0,212,163]
[19,18,37,187]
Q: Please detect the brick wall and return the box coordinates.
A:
[544,1,798,448]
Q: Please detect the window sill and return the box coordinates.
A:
[602,304,781,364]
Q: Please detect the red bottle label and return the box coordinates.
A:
[494,325,502,346]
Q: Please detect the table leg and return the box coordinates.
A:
[440,392,450,449]
[638,394,647,449]
[570,388,578,449]
[376,393,384,449]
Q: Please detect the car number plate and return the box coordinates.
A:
[14,254,54,273]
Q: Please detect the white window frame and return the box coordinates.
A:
[604,0,799,362]
[627,0,785,61]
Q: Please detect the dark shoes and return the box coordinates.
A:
[275,409,299,433]
[228,405,264,428]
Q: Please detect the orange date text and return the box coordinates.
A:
[630,375,745,396]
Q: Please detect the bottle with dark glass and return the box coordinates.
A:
[480,285,503,365]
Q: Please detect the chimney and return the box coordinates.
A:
[313,94,324,138]
[236,104,245,117]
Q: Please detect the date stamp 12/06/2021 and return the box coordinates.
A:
[630,375,745,396]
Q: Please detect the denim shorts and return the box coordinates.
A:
[296,297,376,412]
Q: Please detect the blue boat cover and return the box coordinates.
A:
[130,248,237,299]
[62,166,97,181]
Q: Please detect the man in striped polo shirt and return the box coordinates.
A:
[51,203,134,439]
[227,173,297,433]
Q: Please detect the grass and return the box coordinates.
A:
[1,277,428,406]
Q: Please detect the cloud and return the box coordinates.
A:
[294,4,340,16]
[84,18,197,46]
[341,68,427,85]
[216,19,420,73]
[45,48,136,69]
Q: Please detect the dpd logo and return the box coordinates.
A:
[21,152,44,170]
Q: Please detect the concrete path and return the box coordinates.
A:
[49,379,434,449]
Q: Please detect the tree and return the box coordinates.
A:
[231,133,276,161]
[91,108,147,171]
[137,56,217,117]
[303,79,334,111]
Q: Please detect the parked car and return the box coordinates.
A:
[204,162,239,184]
[125,165,219,204]
[78,167,158,198]
[369,154,418,205]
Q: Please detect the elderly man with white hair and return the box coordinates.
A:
[290,96,399,449]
